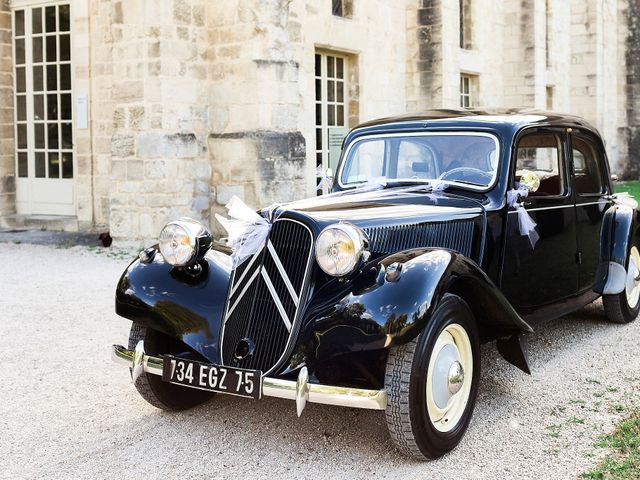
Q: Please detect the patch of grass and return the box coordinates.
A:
[546,424,562,438]
[550,405,567,417]
[615,180,640,200]
[569,416,586,425]
[613,404,626,413]
[582,411,640,480]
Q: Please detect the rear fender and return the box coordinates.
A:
[286,248,532,374]
[115,245,232,363]
[595,204,640,295]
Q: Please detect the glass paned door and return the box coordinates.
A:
[13,4,75,215]
[315,52,347,194]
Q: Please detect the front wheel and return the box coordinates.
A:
[128,322,215,411]
[385,294,480,460]
[603,246,640,324]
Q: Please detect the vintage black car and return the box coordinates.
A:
[112,109,640,459]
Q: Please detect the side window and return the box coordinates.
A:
[343,140,385,183]
[515,132,565,197]
[396,140,437,179]
[572,135,603,195]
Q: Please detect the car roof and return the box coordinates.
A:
[352,108,600,137]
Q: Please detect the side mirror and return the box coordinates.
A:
[611,174,619,183]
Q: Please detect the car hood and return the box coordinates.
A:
[273,188,485,230]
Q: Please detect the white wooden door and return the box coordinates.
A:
[13,3,75,216]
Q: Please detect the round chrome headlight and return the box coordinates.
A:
[158,218,212,266]
[315,223,367,277]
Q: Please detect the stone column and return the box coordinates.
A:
[502,0,538,107]
[106,0,212,241]
[0,0,14,216]
[570,0,623,171]
[206,0,306,233]
[406,0,444,111]
[623,0,640,178]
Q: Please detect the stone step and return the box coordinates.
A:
[0,214,79,232]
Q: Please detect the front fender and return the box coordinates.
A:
[286,248,531,374]
[115,246,232,363]
[595,203,640,295]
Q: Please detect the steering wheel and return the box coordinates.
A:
[439,167,493,184]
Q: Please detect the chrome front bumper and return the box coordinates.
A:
[112,343,387,416]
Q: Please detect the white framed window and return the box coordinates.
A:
[460,74,472,108]
[12,2,75,215]
[315,51,348,193]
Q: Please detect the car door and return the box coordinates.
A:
[570,129,612,291]
[501,128,579,308]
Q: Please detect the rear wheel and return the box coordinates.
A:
[384,294,480,460]
[128,322,214,411]
[603,246,640,324]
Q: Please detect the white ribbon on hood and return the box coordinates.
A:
[507,185,539,249]
[215,196,273,267]
[215,179,452,266]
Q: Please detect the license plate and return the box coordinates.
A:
[162,356,262,399]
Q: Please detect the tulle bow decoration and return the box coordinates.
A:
[215,196,273,267]
[316,166,333,192]
[507,185,540,249]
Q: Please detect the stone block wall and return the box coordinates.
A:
[1,0,637,238]
[569,0,623,171]
[73,1,94,229]
[407,0,443,111]
[85,0,116,230]
[99,0,212,240]
[0,0,13,216]
[624,0,640,178]
[503,0,537,107]
[207,0,409,236]
[206,0,305,234]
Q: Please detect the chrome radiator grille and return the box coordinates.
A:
[221,219,313,374]
[363,220,475,257]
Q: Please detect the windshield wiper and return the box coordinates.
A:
[380,180,434,189]
[448,179,485,187]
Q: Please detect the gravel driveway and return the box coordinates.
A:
[1,242,639,479]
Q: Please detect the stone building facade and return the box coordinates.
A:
[0,0,637,240]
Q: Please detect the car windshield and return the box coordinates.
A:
[339,132,500,189]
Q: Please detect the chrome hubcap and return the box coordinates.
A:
[625,247,640,309]
[447,361,464,395]
[426,323,473,433]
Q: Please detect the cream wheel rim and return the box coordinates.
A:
[426,323,473,433]
[626,246,640,309]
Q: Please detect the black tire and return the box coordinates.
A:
[385,294,480,460]
[128,322,214,411]
[603,291,640,324]
[603,247,640,324]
